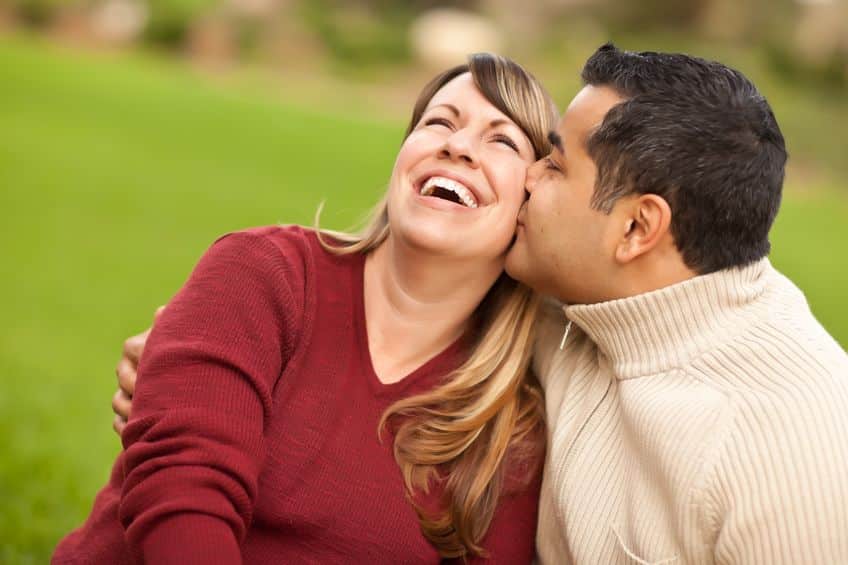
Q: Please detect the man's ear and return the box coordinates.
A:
[614,194,672,264]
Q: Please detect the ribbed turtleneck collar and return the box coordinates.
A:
[564,258,776,379]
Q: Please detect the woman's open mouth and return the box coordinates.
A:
[418,176,478,208]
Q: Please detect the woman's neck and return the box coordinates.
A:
[364,236,502,384]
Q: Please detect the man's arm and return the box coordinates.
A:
[705,384,848,564]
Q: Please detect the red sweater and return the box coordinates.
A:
[54,226,541,564]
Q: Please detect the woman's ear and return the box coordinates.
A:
[614,194,672,264]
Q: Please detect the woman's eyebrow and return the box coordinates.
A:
[425,108,523,138]
[429,103,460,117]
[490,118,517,129]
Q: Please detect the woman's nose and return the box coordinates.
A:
[438,130,479,168]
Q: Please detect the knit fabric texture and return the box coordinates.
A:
[533,258,848,564]
[53,225,541,565]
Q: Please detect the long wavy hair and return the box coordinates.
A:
[316,53,558,558]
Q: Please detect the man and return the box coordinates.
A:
[505,43,848,563]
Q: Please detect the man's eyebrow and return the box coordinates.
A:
[548,131,564,153]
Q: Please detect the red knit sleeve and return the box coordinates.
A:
[118,230,303,565]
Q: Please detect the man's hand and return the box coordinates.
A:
[112,306,164,436]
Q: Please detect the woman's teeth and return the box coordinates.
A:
[420,176,478,208]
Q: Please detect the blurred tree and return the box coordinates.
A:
[143,0,218,47]
[10,0,68,27]
[600,0,709,29]
[764,0,846,88]
[299,0,412,67]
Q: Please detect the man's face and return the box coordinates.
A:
[505,85,626,304]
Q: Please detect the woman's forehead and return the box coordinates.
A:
[426,74,519,127]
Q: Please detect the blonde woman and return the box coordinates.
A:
[54,53,558,564]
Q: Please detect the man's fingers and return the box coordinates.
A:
[112,389,132,420]
[113,306,163,439]
[113,311,162,439]
[113,414,127,436]
[120,306,163,368]
[122,332,149,364]
[115,358,137,397]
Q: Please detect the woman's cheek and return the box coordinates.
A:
[506,170,528,210]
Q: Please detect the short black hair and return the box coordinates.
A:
[581,43,787,274]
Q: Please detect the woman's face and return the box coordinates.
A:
[386,73,536,263]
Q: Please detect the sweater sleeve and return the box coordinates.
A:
[705,380,848,564]
[118,231,302,564]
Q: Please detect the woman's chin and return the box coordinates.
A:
[403,230,467,256]
[392,224,508,264]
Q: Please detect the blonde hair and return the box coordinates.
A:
[317,53,558,558]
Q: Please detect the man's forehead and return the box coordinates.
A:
[557,85,624,148]
[567,84,623,114]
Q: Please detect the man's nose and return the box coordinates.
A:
[524,159,544,194]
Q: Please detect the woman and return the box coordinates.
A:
[54,53,558,564]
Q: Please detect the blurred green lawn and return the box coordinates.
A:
[1,34,846,563]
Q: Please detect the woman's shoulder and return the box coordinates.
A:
[185,225,316,315]
[220,224,316,256]
[219,224,353,266]
[207,224,326,278]
[204,224,361,302]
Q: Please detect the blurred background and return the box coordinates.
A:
[1,0,846,561]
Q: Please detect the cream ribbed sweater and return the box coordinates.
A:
[533,258,848,564]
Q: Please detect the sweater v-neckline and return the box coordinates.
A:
[351,252,470,399]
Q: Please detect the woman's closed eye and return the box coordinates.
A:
[491,134,520,152]
[425,117,455,130]
[424,117,523,155]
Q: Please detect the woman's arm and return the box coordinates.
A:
[117,230,302,564]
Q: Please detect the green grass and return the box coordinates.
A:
[770,182,848,343]
[0,34,846,563]
[0,34,397,563]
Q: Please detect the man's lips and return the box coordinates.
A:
[516,203,528,226]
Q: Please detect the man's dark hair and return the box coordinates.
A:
[581,43,787,274]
